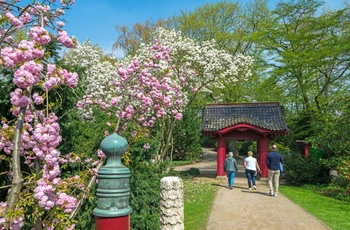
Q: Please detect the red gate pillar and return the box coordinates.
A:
[217,138,226,177]
[258,138,269,178]
[304,145,309,158]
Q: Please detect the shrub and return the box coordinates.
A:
[319,184,350,202]
[172,108,203,161]
[283,153,329,186]
[129,160,169,230]
[322,155,350,189]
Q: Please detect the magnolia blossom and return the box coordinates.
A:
[63,29,253,171]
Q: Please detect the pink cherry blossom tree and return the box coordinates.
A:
[0,1,98,229]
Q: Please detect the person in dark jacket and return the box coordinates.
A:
[224,152,238,189]
[266,144,284,196]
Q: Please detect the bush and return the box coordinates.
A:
[319,184,350,202]
[172,108,203,161]
[322,155,350,189]
[283,153,330,186]
[129,161,169,230]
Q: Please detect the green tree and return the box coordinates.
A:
[256,0,350,119]
[171,0,270,103]
[113,19,170,56]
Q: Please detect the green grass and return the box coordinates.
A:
[168,160,194,166]
[183,179,219,230]
[280,185,350,230]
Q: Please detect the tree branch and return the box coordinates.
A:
[69,159,104,220]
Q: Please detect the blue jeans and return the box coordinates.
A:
[245,169,256,188]
[226,171,236,187]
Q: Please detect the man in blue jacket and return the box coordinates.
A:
[266,144,283,196]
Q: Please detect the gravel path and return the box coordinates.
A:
[175,148,331,230]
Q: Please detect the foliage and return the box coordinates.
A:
[257,0,350,118]
[172,108,202,161]
[319,184,350,202]
[280,185,350,230]
[73,188,97,229]
[129,161,167,230]
[307,95,350,195]
[320,155,350,193]
[0,68,15,119]
[283,153,329,186]
[200,135,216,149]
[308,95,350,158]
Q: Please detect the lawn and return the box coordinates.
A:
[279,185,350,230]
[183,179,219,229]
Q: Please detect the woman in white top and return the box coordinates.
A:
[243,151,261,190]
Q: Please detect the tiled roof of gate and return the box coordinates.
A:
[201,102,288,132]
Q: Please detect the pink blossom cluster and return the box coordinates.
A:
[42,64,78,91]
[33,179,57,210]
[56,192,77,213]
[29,115,79,215]
[0,45,44,69]
[60,0,75,7]
[10,88,31,107]
[33,180,77,213]
[1,2,77,49]
[13,61,43,88]
[60,68,78,88]
[5,11,24,28]
[57,30,77,48]
[28,26,51,45]
[79,42,185,131]
[18,40,45,60]
[0,202,24,230]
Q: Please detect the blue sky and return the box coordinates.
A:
[63,0,346,56]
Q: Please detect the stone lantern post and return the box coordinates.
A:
[94,133,132,230]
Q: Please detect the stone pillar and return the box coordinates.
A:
[217,139,226,177]
[94,133,132,230]
[160,176,184,230]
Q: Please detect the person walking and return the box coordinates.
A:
[243,151,261,190]
[266,144,284,196]
[224,152,238,189]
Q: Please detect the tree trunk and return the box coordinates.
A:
[4,107,26,229]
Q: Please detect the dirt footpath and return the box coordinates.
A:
[175,148,331,230]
